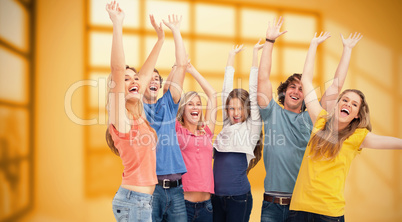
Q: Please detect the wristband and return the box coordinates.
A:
[265,38,275,43]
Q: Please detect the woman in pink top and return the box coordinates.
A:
[175,62,217,222]
[104,1,164,221]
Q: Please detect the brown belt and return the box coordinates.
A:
[264,194,291,205]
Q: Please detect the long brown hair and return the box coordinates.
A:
[176,91,205,133]
[105,65,156,156]
[225,88,263,173]
[308,89,372,160]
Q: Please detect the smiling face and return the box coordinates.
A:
[144,72,161,102]
[227,98,246,124]
[183,95,202,126]
[124,69,141,100]
[335,91,361,125]
[283,80,304,113]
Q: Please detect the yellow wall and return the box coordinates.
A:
[0,0,401,221]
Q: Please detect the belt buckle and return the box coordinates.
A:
[163,179,170,189]
[279,197,285,205]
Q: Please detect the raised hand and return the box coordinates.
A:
[341,32,363,49]
[311,31,331,45]
[266,17,287,41]
[162,14,182,32]
[150,15,164,41]
[106,1,124,24]
[253,39,264,51]
[229,44,245,55]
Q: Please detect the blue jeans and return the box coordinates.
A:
[185,199,213,222]
[260,200,290,222]
[152,185,187,222]
[286,211,345,222]
[211,191,253,222]
[112,186,153,222]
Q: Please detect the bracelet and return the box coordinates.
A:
[265,38,275,43]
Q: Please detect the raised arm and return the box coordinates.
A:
[106,1,130,133]
[361,133,402,150]
[302,32,331,123]
[321,32,363,111]
[222,45,244,120]
[186,63,217,132]
[163,65,176,94]
[252,39,264,68]
[250,39,263,122]
[257,17,287,108]
[137,15,164,94]
[163,15,187,103]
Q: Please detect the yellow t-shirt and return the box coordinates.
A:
[290,109,369,217]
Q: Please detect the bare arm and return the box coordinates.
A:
[186,63,217,132]
[137,15,164,94]
[163,15,187,103]
[361,132,402,150]
[163,65,176,94]
[321,33,363,111]
[257,17,287,108]
[302,32,331,124]
[252,39,263,68]
[106,1,130,133]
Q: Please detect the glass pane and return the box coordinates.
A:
[89,72,109,109]
[282,13,317,43]
[0,48,28,103]
[90,32,140,67]
[145,37,191,70]
[282,47,315,78]
[0,159,30,220]
[195,4,235,36]
[195,41,232,73]
[87,153,123,195]
[90,0,139,28]
[0,0,28,51]
[241,8,277,39]
[0,106,29,157]
[146,0,190,32]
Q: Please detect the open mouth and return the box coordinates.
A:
[340,108,350,116]
[129,86,139,93]
[233,116,241,121]
[290,95,299,100]
[149,86,158,92]
[190,111,199,117]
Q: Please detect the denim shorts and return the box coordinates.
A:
[112,186,153,222]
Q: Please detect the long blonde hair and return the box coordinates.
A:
[176,91,205,132]
[105,66,156,156]
[225,88,263,174]
[309,89,372,160]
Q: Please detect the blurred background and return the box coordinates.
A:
[0,0,401,221]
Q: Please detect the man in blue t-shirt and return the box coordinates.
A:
[143,15,188,222]
[257,17,361,222]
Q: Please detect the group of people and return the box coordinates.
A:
[104,1,402,222]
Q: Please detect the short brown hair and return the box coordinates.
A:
[277,73,305,112]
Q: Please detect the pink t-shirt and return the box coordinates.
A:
[175,121,214,194]
[109,121,157,186]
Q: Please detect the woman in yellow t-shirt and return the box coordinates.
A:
[287,32,402,222]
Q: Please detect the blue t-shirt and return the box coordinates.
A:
[143,90,187,176]
[213,151,250,196]
[260,99,313,193]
